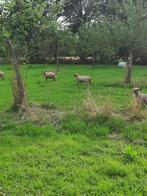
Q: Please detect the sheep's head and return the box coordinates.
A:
[73,73,79,78]
[42,70,47,75]
[133,87,141,95]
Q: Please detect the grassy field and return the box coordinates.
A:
[0,64,147,195]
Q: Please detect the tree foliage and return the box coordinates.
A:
[0,0,63,109]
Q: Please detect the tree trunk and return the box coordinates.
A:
[56,56,60,73]
[6,40,27,110]
[125,51,133,84]
[92,52,96,68]
[55,40,60,73]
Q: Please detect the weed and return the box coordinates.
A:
[123,145,138,163]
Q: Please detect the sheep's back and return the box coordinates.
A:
[142,94,147,104]
[78,76,91,81]
[45,72,56,77]
[0,71,4,75]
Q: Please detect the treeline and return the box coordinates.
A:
[0,0,147,65]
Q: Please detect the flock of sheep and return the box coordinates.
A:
[43,71,92,85]
[43,70,147,108]
[1,70,147,108]
[0,70,92,84]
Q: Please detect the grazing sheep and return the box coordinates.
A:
[0,71,4,80]
[133,87,147,107]
[43,71,56,81]
[73,73,92,85]
[118,62,127,68]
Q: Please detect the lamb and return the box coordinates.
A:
[0,71,4,80]
[43,71,56,81]
[73,73,92,85]
[133,87,147,107]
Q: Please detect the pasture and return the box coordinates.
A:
[1,64,146,111]
[0,64,147,195]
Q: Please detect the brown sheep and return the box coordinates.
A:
[43,71,56,81]
[0,71,4,80]
[133,87,147,107]
[73,73,92,85]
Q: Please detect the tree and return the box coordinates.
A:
[61,0,100,33]
[39,20,76,72]
[78,23,116,67]
[109,0,147,84]
[0,0,48,110]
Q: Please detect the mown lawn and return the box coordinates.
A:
[0,64,147,195]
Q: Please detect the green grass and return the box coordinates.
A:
[0,64,147,195]
[0,64,134,110]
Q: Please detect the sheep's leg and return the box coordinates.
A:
[77,81,80,86]
[136,103,140,109]
[136,101,141,110]
[89,80,92,85]
[142,103,146,109]
[45,77,48,82]
[53,76,56,81]
[0,76,4,80]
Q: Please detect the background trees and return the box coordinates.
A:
[61,0,100,33]
[0,0,147,84]
[109,0,147,83]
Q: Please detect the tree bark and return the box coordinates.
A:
[125,51,133,84]
[6,40,27,110]
[55,40,60,73]
[92,52,97,68]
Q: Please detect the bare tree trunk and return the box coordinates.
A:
[92,52,96,68]
[6,40,27,110]
[55,40,60,73]
[125,51,133,84]
[56,56,60,73]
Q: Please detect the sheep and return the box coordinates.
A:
[118,62,127,68]
[133,87,147,107]
[0,71,4,80]
[43,71,56,81]
[73,73,92,85]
